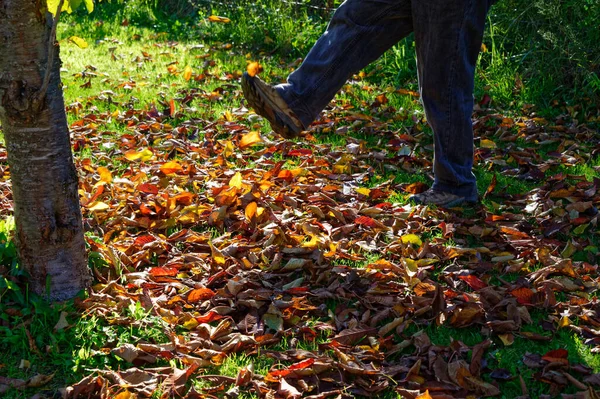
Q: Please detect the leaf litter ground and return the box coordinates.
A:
[1,15,600,399]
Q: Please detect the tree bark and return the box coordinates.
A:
[0,0,90,300]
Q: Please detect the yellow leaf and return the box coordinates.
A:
[403,258,419,277]
[183,318,199,330]
[239,131,263,149]
[222,140,234,158]
[208,15,231,23]
[245,201,258,220]
[229,172,243,190]
[498,333,514,346]
[88,201,110,211]
[246,62,262,77]
[480,139,497,149]
[209,241,226,266]
[68,36,89,49]
[289,167,306,177]
[558,316,570,329]
[224,110,233,122]
[160,161,183,175]
[356,187,371,196]
[124,148,154,162]
[400,234,422,247]
[97,166,112,184]
[183,65,193,81]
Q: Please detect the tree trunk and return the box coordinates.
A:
[0,0,90,300]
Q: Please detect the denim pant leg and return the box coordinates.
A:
[413,0,494,199]
[276,0,413,128]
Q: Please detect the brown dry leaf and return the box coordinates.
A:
[278,377,302,399]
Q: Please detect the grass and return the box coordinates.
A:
[0,1,598,398]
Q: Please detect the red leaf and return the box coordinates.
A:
[195,311,224,323]
[149,267,178,277]
[542,348,568,360]
[138,183,159,195]
[269,359,315,378]
[288,358,315,371]
[134,235,156,247]
[458,275,487,291]
[287,149,313,157]
[285,287,309,294]
[355,216,377,228]
[510,287,534,304]
[541,348,570,366]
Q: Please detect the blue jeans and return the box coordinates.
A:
[276,0,495,199]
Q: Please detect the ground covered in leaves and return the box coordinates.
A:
[1,7,600,399]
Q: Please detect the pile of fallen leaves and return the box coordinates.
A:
[1,34,600,398]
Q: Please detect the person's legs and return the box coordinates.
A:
[411,0,494,204]
[276,0,414,128]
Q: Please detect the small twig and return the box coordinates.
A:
[37,0,65,101]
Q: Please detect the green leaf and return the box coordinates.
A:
[66,0,83,14]
[263,314,283,332]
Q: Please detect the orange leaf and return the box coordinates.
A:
[510,287,534,304]
[277,170,294,182]
[239,131,263,149]
[414,282,437,296]
[246,62,262,77]
[404,182,428,194]
[174,192,195,205]
[97,166,113,183]
[114,391,132,399]
[169,99,176,116]
[499,226,530,238]
[188,288,216,303]
[160,161,183,175]
[484,174,497,198]
[149,267,178,277]
[245,201,258,220]
[416,390,432,399]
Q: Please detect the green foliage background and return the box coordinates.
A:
[114,0,600,110]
